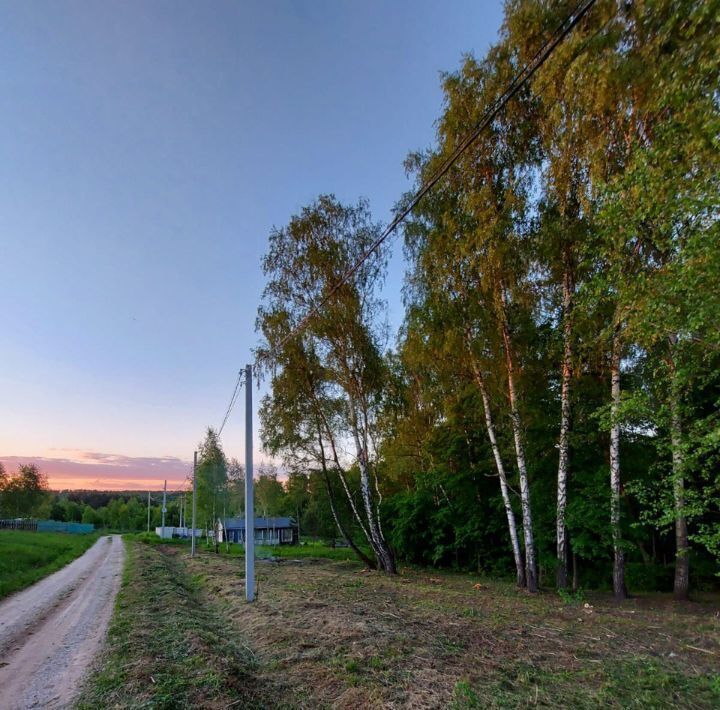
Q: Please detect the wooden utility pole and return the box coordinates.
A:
[147,491,151,533]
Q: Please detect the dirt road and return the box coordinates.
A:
[0,534,124,709]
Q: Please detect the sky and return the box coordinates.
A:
[0,0,504,491]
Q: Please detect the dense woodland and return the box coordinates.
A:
[256,0,720,597]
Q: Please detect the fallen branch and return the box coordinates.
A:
[683,645,715,656]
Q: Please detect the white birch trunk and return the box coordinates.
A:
[471,360,526,587]
[348,390,395,572]
[361,404,389,545]
[350,415,396,573]
[311,393,373,544]
[610,324,627,600]
[556,262,574,589]
[316,424,375,569]
[498,286,538,592]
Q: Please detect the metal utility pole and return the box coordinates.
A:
[191,451,198,556]
[223,503,227,552]
[161,480,167,538]
[147,491,151,533]
[244,363,255,602]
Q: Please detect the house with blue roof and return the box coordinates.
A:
[218,516,297,545]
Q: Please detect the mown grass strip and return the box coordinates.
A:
[450,657,720,709]
[225,541,369,563]
[77,540,262,710]
[0,530,100,599]
[124,532,370,563]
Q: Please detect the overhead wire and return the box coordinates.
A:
[258,0,599,366]
[217,370,245,436]
[217,0,603,432]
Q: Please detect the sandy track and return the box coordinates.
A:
[0,534,125,709]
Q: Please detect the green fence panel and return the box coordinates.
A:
[37,520,95,534]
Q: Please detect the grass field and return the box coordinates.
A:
[125,532,367,562]
[80,540,720,709]
[0,529,100,599]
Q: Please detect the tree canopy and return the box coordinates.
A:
[254,0,719,594]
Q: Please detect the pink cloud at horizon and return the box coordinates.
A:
[0,452,193,491]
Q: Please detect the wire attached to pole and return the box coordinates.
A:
[218,370,245,436]
[258,0,598,366]
[217,0,601,431]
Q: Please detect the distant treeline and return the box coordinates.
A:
[59,489,165,510]
[0,457,340,540]
[0,463,185,531]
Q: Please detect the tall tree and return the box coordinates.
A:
[249,0,720,595]
[402,41,542,590]
[196,428,228,547]
[578,0,720,597]
[226,458,245,515]
[255,464,286,517]
[1,464,50,518]
[259,328,375,568]
[258,196,395,572]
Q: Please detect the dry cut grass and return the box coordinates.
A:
[186,551,720,709]
[81,541,720,709]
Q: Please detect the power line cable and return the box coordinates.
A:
[218,0,602,431]
[218,370,245,436]
[258,0,598,366]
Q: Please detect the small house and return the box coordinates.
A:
[218,516,297,545]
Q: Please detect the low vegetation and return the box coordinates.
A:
[220,540,366,563]
[81,540,720,708]
[76,539,262,710]
[0,529,99,599]
[126,532,367,563]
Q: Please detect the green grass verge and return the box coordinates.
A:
[0,529,100,599]
[451,658,720,709]
[259,541,370,562]
[77,541,719,708]
[126,532,369,563]
[76,540,262,709]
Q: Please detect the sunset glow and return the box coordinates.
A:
[0,1,497,494]
[0,452,192,491]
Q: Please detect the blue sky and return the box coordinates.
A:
[0,0,504,488]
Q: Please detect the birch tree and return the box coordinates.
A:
[401,43,542,589]
[258,196,396,573]
[589,0,720,597]
[196,428,228,548]
[258,330,375,568]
